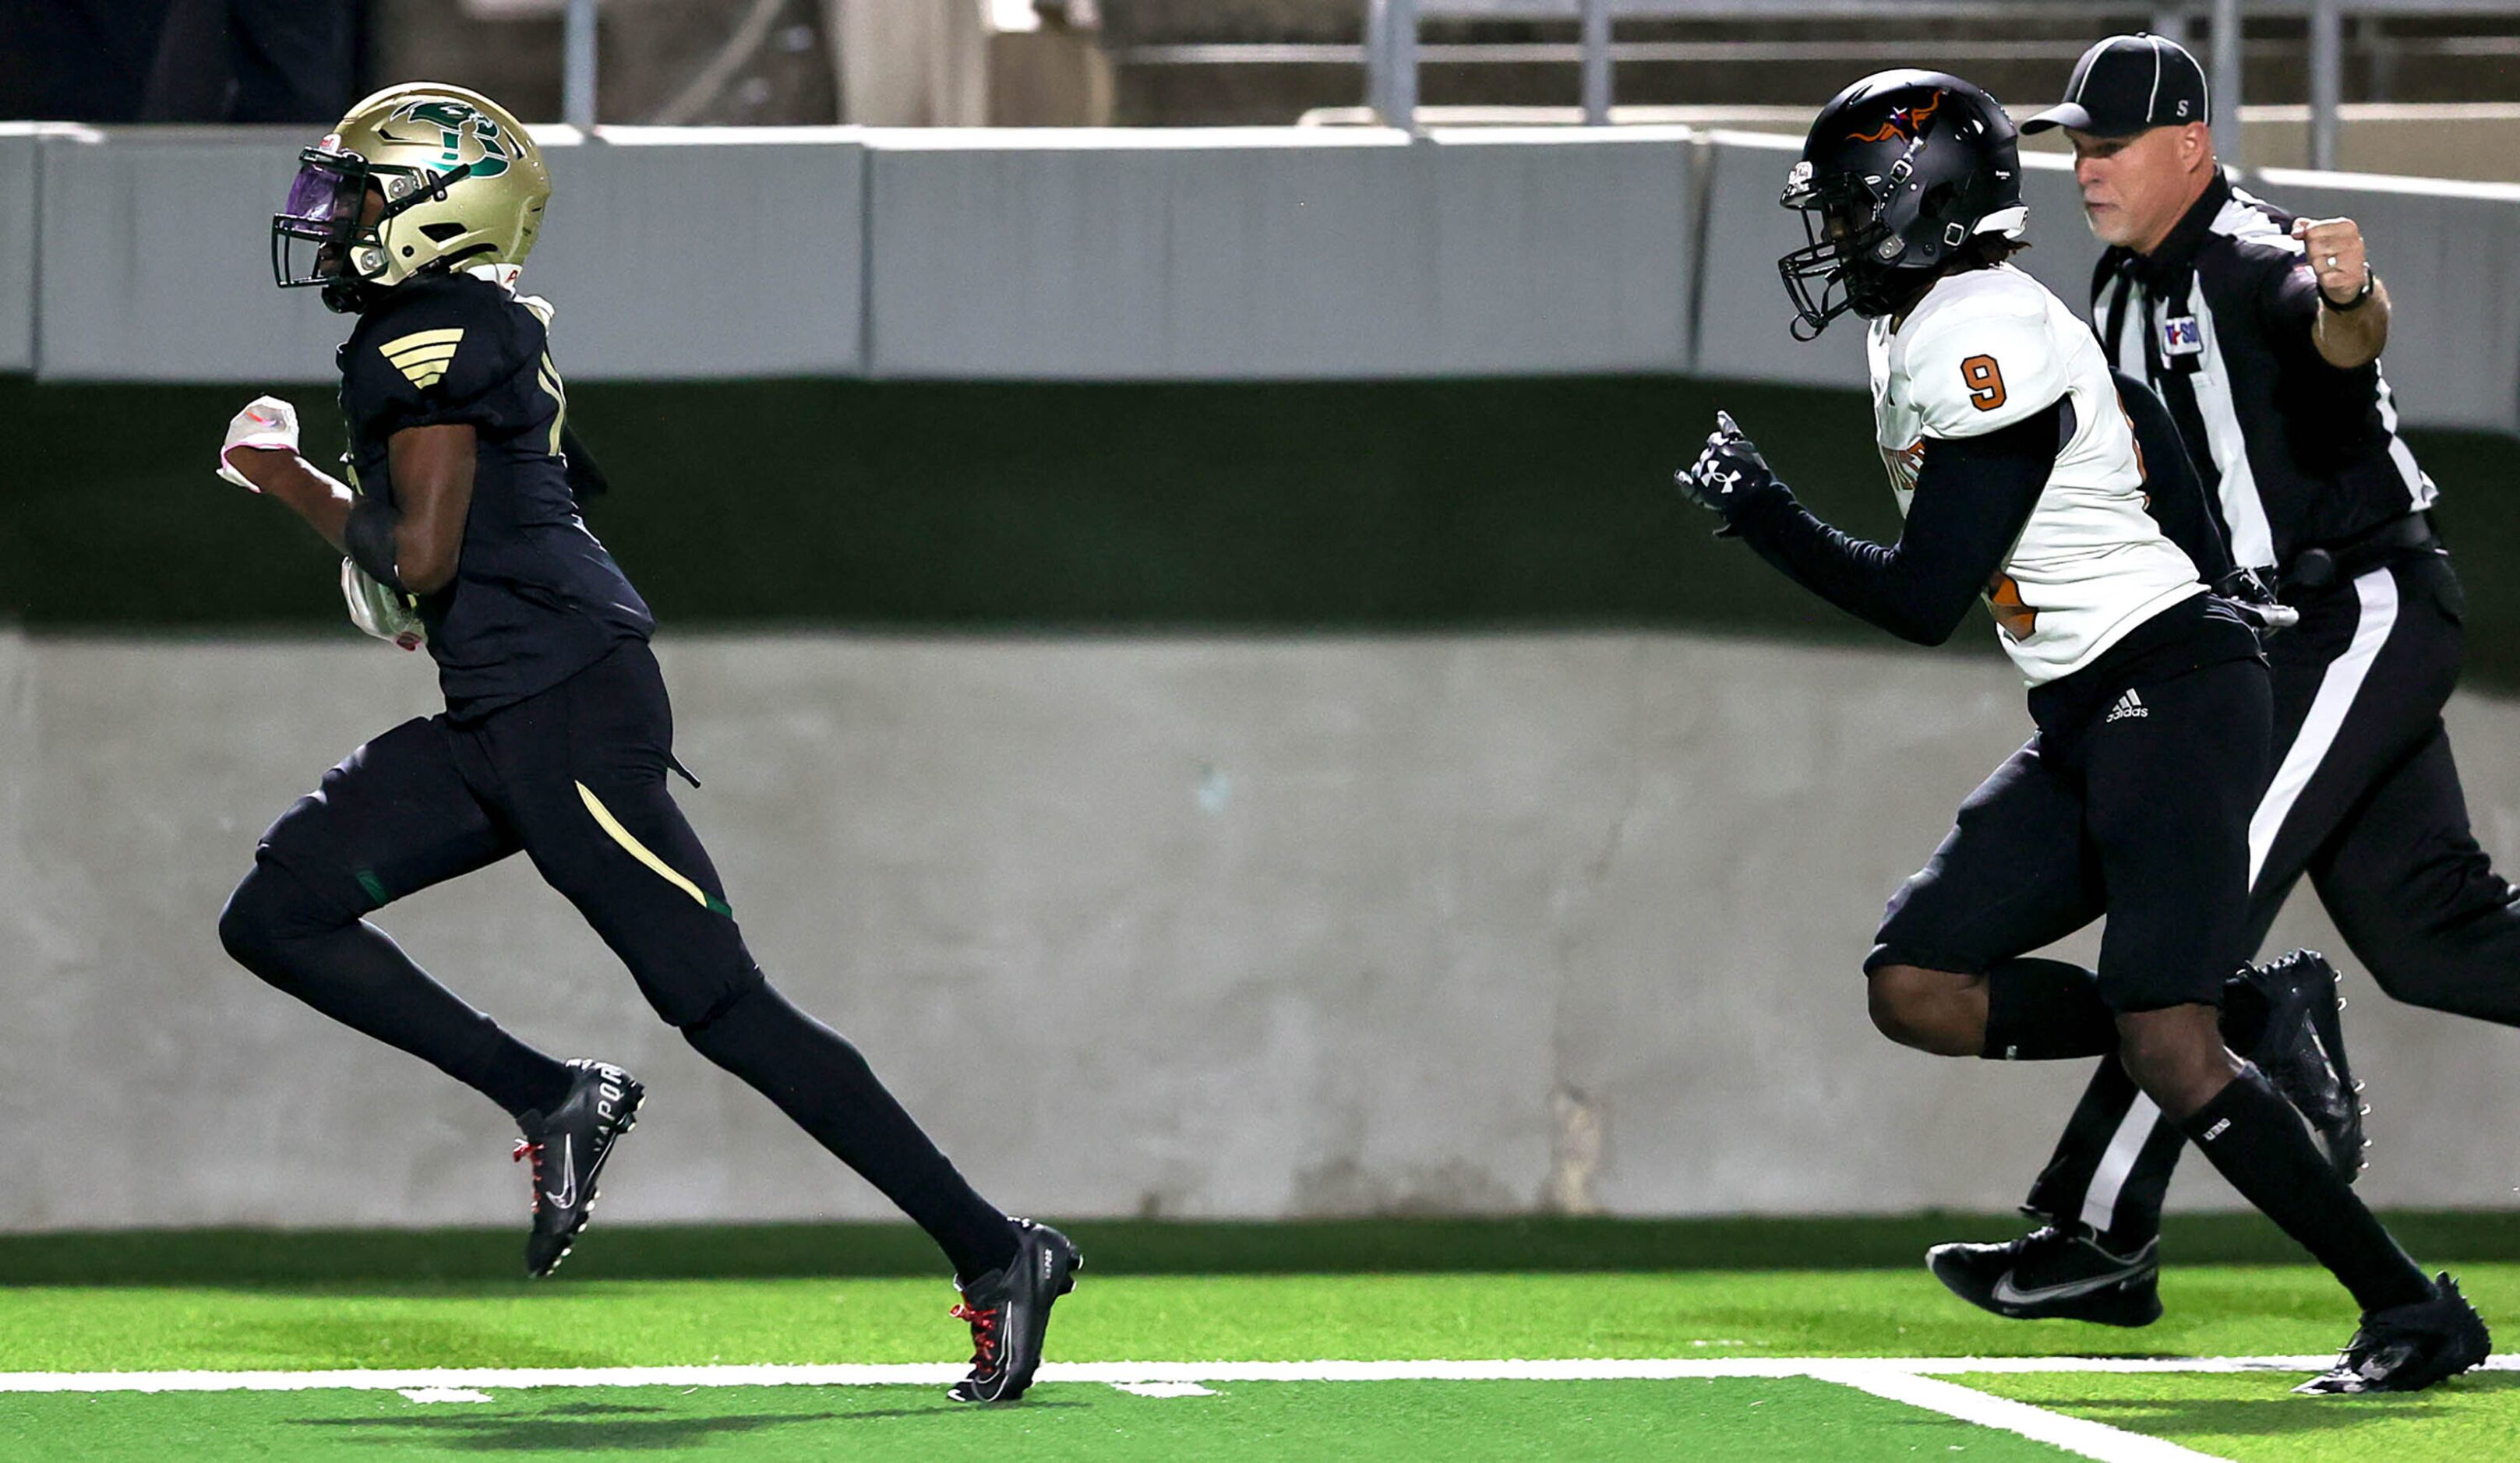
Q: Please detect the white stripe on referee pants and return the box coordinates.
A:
[2249,566,2399,887]
[2079,566,2399,1236]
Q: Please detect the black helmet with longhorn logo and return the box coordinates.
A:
[1777,69,2025,339]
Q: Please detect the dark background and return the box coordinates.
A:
[9,373,2515,689]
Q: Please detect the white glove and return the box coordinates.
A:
[341,558,425,651]
[217,395,301,491]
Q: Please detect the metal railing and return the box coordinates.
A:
[1343,1,2520,169]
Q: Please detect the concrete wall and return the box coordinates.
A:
[9,122,2519,431]
[7,626,2517,1231]
[863,126,1694,379]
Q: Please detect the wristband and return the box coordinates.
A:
[343,495,407,594]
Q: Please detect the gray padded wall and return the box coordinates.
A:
[9,125,2519,429]
[0,128,37,374]
[6,627,2518,1229]
[865,127,1695,379]
[528,129,866,380]
[36,127,354,383]
[1689,132,1852,388]
[2243,167,2520,435]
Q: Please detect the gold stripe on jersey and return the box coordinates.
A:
[536,350,567,455]
[379,327,466,389]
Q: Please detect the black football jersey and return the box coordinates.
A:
[338,271,653,719]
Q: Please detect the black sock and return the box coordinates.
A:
[1982,957,2119,1061]
[221,868,572,1119]
[2179,1066,2432,1313]
[683,981,1019,1283]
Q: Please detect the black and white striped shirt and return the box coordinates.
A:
[2090,171,2435,570]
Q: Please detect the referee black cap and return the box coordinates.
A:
[2021,33,2210,137]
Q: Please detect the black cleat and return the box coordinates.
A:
[2296,1273,2490,1394]
[514,1059,644,1278]
[948,1218,1082,1403]
[2232,950,2366,1183]
[1926,1225,2162,1327]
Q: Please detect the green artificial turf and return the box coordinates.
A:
[1965,1369,2520,1462]
[5,1267,2518,1374]
[7,1222,2519,1459]
[0,1379,2079,1463]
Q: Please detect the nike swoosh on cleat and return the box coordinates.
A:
[544,1134,577,1209]
[1989,1260,2153,1307]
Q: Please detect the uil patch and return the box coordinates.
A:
[380,327,464,389]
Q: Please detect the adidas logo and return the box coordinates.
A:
[2105,689,2149,724]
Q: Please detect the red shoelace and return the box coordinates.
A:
[512,1140,545,1213]
[951,1303,1003,1372]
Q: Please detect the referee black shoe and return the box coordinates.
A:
[514,1059,645,1278]
[948,1218,1083,1403]
[1926,1225,2162,1327]
[2232,950,2366,1184]
[2296,1274,2490,1394]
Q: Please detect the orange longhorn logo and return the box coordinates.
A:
[1846,91,1943,144]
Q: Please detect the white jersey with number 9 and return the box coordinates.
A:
[1867,263,2203,686]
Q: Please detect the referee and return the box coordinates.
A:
[1928,32,2520,1325]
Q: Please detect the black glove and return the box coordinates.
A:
[2215,566,2302,635]
[1678,411,1784,526]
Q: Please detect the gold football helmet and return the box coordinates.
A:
[272,83,551,313]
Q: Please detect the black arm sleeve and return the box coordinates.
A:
[1727,399,2066,647]
[559,421,612,500]
[2112,369,2232,580]
[343,493,406,594]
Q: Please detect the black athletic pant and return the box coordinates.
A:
[2025,552,2520,1248]
[216,640,1019,1281]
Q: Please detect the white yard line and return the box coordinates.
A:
[0,1353,2512,1393]
[1,1352,2511,1393]
[1811,1364,2230,1463]
[5,1351,2515,1463]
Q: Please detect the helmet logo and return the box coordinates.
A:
[384,99,519,180]
[1845,91,1943,144]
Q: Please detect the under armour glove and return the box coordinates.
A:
[1678,411,1787,527]
[341,557,425,652]
[216,395,300,491]
[2215,566,2303,634]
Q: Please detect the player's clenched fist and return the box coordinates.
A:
[2290,216,2369,306]
[216,395,301,491]
[1678,410,1783,520]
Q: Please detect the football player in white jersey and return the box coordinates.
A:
[1679,70,2485,1394]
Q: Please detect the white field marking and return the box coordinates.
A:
[4,1354,2514,1393]
[14,1355,2520,1463]
[1810,1365,2225,1463]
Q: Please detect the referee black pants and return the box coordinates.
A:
[2024,552,2520,1248]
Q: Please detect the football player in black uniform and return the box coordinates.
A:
[1682,69,2486,1393]
[210,83,1075,1403]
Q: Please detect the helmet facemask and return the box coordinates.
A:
[271,146,376,312]
[271,146,482,314]
[1777,160,1901,340]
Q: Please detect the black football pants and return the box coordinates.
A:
[2024,552,2520,1248]
[216,640,1018,1279]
